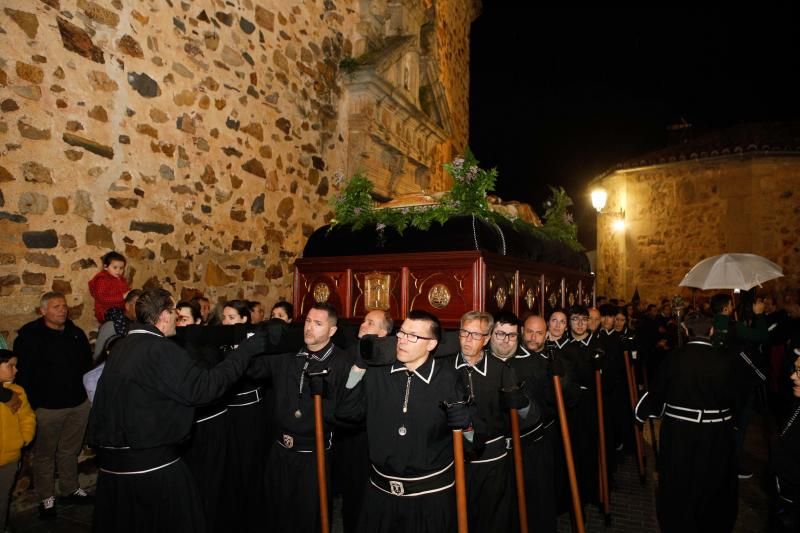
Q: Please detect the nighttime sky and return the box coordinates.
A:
[469,7,800,248]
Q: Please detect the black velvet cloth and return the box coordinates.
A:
[302,216,591,272]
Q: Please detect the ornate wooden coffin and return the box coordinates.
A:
[294,216,594,328]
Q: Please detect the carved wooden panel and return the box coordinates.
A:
[579,278,595,307]
[564,277,581,309]
[407,267,472,325]
[351,269,403,319]
[518,272,543,316]
[543,274,563,316]
[297,271,347,317]
[486,269,514,315]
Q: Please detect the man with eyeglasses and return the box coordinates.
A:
[560,305,602,509]
[451,311,534,532]
[493,312,566,533]
[336,310,472,532]
[635,313,739,533]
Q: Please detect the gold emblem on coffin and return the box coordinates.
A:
[364,273,391,311]
[312,282,331,303]
[548,292,558,308]
[525,288,536,310]
[495,286,507,309]
[428,284,451,309]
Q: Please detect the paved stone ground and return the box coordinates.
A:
[7,416,773,532]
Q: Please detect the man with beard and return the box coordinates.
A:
[452,311,533,532]
[491,312,574,533]
[248,302,353,533]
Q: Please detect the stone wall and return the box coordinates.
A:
[594,155,800,304]
[0,0,476,342]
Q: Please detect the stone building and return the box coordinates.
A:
[592,122,800,304]
[0,0,480,341]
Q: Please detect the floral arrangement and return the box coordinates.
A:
[329,151,584,251]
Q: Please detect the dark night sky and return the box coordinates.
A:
[469,7,800,248]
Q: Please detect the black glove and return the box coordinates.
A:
[499,387,528,411]
[308,370,328,397]
[358,335,397,367]
[591,347,605,371]
[444,401,472,430]
[232,331,268,358]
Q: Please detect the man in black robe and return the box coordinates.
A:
[248,302,353,533]
[336,310,472,533]
[88,288,266,533]
[636,322,739,533]
[453,311,533,532]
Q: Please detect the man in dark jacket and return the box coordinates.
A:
[88,288,266,533]
[14,291,93,519]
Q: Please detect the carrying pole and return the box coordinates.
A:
[313,394,330,533]
[623,351,647,484]
[553,373,585,533]
[509,408,529,533]
[452,429,469,533]
[595,369,612,525]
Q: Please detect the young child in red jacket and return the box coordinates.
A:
[0,349,36,532]
[88,251,130,323]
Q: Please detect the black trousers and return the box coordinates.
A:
[520,425,558,533]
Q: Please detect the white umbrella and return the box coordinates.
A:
[679,253,783,291]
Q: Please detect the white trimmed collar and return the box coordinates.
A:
[296,343,334,362]
[548,335,570,349]
[600,328,615,336]
[454,351,488,377]
[570,331,594,346]
[687,340,713,347]
[515,345,532,359]
[390,358,435,384]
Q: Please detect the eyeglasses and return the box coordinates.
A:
[459,329,489,340]
[570,317,588,324]
[492,331,518,341]
[396,330,435,343]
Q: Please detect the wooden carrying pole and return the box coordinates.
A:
[509,408,529,533]
[595,370,611,522]
[623,351,647,484]
[452,429,469,533]
[313,394,330,533]
[553,374,585,533]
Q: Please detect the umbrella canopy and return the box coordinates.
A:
[679,253,784,291]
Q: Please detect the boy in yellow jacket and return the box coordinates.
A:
[0,349,36,531]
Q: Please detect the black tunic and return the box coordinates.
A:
[635,339,738,533]
[559,333,601,507]
[249,341,352,533]
[454,351,527,532]
[336,355,466,533]
[88,324,257,533]
[505,345,575,533]
[596,328,633,469]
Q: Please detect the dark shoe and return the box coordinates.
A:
[38,496,57,520]
[738,470,753,479]
[59,487,95,505]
